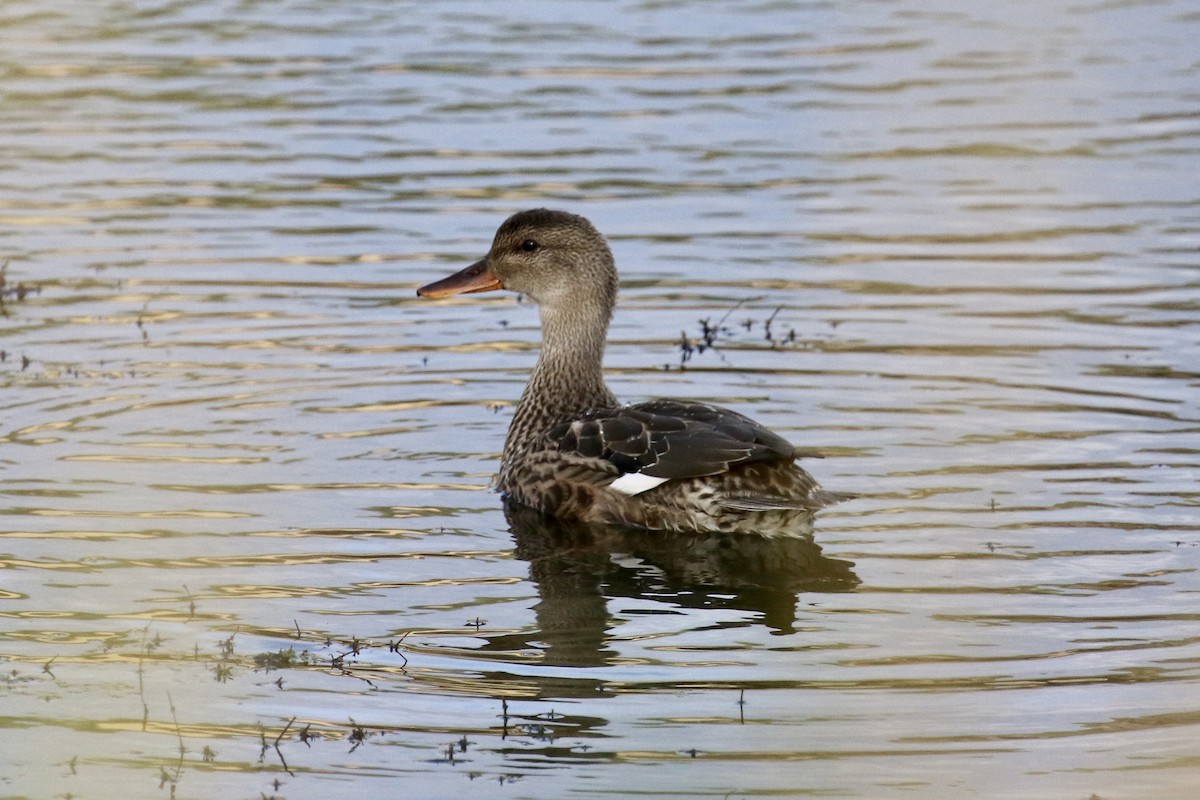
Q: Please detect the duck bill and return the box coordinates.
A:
[417,258,502,298]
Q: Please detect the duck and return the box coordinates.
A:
[417,208,845,535]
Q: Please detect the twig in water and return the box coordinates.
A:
[164,692,185,795]
[273,717,296,776]
[182,585,195,621]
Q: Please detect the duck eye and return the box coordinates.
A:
[521,239,539,252]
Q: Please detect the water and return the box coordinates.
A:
[2,0,1198,797]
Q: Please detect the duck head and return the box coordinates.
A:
[418,209,618,315]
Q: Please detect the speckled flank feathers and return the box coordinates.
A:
[419,209,846,535]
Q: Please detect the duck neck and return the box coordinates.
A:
[503,302,617,461]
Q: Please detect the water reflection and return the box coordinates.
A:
[497,500,858,670]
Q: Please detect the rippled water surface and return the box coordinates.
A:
[2,1,1199,798]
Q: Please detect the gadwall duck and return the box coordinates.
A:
[418,209,844,534]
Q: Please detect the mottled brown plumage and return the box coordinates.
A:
[418,209,845,535]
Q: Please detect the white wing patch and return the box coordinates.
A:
[609,472,670,496]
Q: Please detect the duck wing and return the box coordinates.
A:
[545,399,801,490]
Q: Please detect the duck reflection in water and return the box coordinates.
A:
[481,500,858,671]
